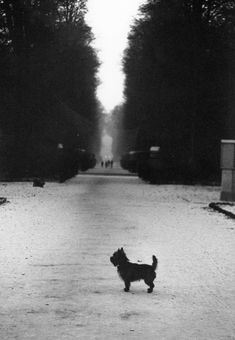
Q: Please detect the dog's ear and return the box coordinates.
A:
[121,247,124,252]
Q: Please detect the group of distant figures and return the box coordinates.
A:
[101,159,113,168]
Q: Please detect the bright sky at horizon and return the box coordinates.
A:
[86,0,145,113]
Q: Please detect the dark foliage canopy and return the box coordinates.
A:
[123,0,235,180]
[0,0,100,178]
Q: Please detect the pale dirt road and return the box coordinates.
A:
[0,175,234,340]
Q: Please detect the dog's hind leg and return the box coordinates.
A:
[144,280,154,293]
[124,281,130,292]
[145,271,156,293]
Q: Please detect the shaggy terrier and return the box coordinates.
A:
[110,248,158,293]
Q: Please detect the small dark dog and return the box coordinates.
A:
[110,248,158,293]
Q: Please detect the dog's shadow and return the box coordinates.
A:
[92,286,159,297]
[92,284,177,303]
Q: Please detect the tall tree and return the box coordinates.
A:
[123,0,234,180]
[0,0,100,178]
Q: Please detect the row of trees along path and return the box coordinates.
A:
[118,0,235,182]
[0,0,100,179]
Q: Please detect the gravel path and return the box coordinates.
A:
[0,177,234,339]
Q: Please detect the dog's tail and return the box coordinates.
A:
[152,255,158,271]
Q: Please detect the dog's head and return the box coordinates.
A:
[110,248,128,266]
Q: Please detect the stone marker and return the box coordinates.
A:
[220,139,235,201]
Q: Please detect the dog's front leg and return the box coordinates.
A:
[124,281,130,292]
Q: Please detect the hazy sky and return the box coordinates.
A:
[86,0,145,113]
